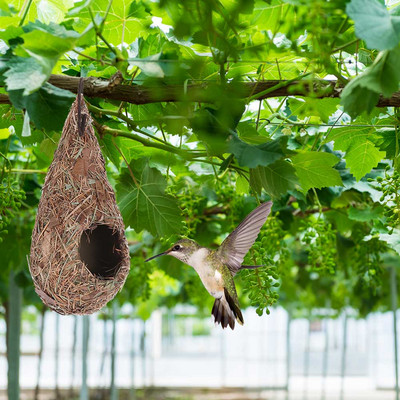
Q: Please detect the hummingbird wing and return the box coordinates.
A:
[218,201,272,275]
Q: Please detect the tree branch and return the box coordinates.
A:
[1,74,400,107]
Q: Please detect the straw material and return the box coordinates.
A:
[30,95,130,315]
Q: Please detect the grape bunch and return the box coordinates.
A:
[368,170,400,232]
[0,179,26,242]
[301,216,337,274]
[352,224,386,293]
[241,213,288,316]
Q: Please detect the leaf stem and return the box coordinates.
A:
[312,187,322,214]
[72,50,110,65]
[89,6,117,55]
[332,39,359,54]
[88,104,173,146]
[111,137,140,189]
[248,73,311,103]
[19,0,33,26]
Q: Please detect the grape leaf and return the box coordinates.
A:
[348,205,384,221]
[374,128,399,159]
[236,175,249,195]
[377,229,400,255]
[116,158,183,236]
[345,140,386,181]
[19,21,80,57]
[287,98,339,123]
[340,47,400,118]
[250,160,298,198]
[72,0,152,44]
[100,135,121,169]
[347,0,400,50]
[8,83,75,131]
[291,152,342,193]
[327,126,386,180]
[5,56,56,95]
[229,134,286,168]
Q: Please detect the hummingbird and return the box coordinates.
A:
[145,201,273,330]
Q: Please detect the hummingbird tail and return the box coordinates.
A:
[211,290,244,330]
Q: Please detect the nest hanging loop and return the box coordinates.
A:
[29,78,130,315]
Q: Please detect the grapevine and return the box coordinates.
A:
[300,216,337,274]
[369,170,400,233]
[241,213,288,316]
[0,178,26,242]
[351,224,387,294]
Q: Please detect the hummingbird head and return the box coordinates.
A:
[145,239,200,264]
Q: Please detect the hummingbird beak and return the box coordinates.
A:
[145,251,169,262]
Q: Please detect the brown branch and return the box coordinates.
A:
[1,74,400,107]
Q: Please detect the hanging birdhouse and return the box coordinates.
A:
[29,82,130,315]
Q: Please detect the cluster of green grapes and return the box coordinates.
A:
[168,183,206,237]
[241,213,288,316]
[301,216,337,274]
[0,179,25,242]
[128,254,153,301]
[353,236,386,294]
[368,171,400,232]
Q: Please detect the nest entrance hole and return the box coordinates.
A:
[79,224,123,279]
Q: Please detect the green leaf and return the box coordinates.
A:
[0,128,11,139]
[345,140,386,181]
[347,0,400,50]
[340,82,380,118]
[229,134,286,168]
[100,135,121,169]
[8,83,75,132]
[128,0,150,18]
[374,128,399,159]
[250,160,298,198]
[36,0,74,24]
[378,229,400,255]
[20,21,80,57]
[291,152,342,193]
[73,0,152,44]
[348,205,384,221]
[0,25,23,42]
[287,98,339,123]
[116,158,183,236]
[5,56,56,95]
[327,126,386,180]
[236,121,267,144]
[236,175,249,195]
[340,47,400,118]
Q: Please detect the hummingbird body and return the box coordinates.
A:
[146,201,273,330]
[187,247,222,298]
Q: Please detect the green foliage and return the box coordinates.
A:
[327,126,386,180]
[250,160,298,198]
[116,158,183,237]
[0,179,25,242]
[291,152,342,193]
[347,0,400,50]
[340,47,400,117]
[370,170,400,232]
[228,134,286,168]
[240,213,288,316]
[301,216,337,274]
[0,0,400,321]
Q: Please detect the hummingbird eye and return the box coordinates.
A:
[173,245,181,251]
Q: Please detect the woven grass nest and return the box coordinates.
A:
[30,90,130,315]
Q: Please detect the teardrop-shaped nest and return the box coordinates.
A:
[29,96,130,315]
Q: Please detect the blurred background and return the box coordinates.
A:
[1,302,399,400]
